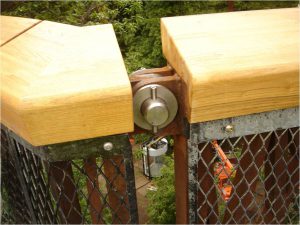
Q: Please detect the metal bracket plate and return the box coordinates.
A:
[130,66,188,136]
[193,107,299,143]
[2,124,131,161]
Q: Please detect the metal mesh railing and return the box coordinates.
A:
[1,130,32,224]
[188,108,299,224]
[1,126,138,224]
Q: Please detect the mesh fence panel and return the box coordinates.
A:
[189,124,299,224]
[1,127,138,224]
[1,130,32,224]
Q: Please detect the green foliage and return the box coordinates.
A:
[286,196,300,224]
[218,195,226,221]
[133,133,151,144]
[146,155,176,224]
[71,159,112,224]
[2,1,297,73]
[132,133,150,160]
[234,0,298,11]
[71,159,92,223]
[1,186,15,223]
[133,147,144,160]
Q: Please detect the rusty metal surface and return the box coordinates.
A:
[196,107,299,143]
[188,107,299,224]
[174,135,189,224]
[130,66,189,137]
[1,125,138,224]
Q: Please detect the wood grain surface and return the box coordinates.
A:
[161,8,299,123]
[1,18,133,146]
[0,15,41,46]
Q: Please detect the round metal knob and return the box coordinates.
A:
[141,98,169,126]
[133,84,178,133]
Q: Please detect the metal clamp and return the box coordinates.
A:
[133,84,178,133]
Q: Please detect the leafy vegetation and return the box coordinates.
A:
[146,154,176,224]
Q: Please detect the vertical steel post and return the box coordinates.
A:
[48,161,83,224]
[84,157,104,224]
[174,135,189,224]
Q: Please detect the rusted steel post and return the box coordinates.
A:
[104,156,129,224]
[263,130,296,224]
[48,161,83,224]
[174,135,189,224]
[223,134,271,224]
[197,142,219,224]
[84,157,104,224]
[227,0,234,12]
[286,128,299,217]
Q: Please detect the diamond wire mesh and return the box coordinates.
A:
[1,130,32,224]
[1,127,137,224]
[192,127,299,224]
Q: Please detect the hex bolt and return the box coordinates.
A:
[103,142,113,151]
[225,124,234,133]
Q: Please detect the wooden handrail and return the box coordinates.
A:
[0,16,41,46]
[1,8,299,146]
[1,16,133,146]
[161,8,299,123]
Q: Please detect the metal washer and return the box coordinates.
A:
[133,84,178,131]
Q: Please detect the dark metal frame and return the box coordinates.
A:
[1,125,138,224]
[188,107,299,224]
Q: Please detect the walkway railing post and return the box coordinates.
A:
[1,16,138,224]
[161,7,299,224]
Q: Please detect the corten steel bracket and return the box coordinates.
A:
[129,66,190,137]
[129,66,191,224]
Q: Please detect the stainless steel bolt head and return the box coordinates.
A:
[225,125,234,133]
[103,142,113,151]
[141,98,169,126]
[133,84,178,132]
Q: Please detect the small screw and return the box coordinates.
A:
[225,125,234,133]
[103,142,113,151]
